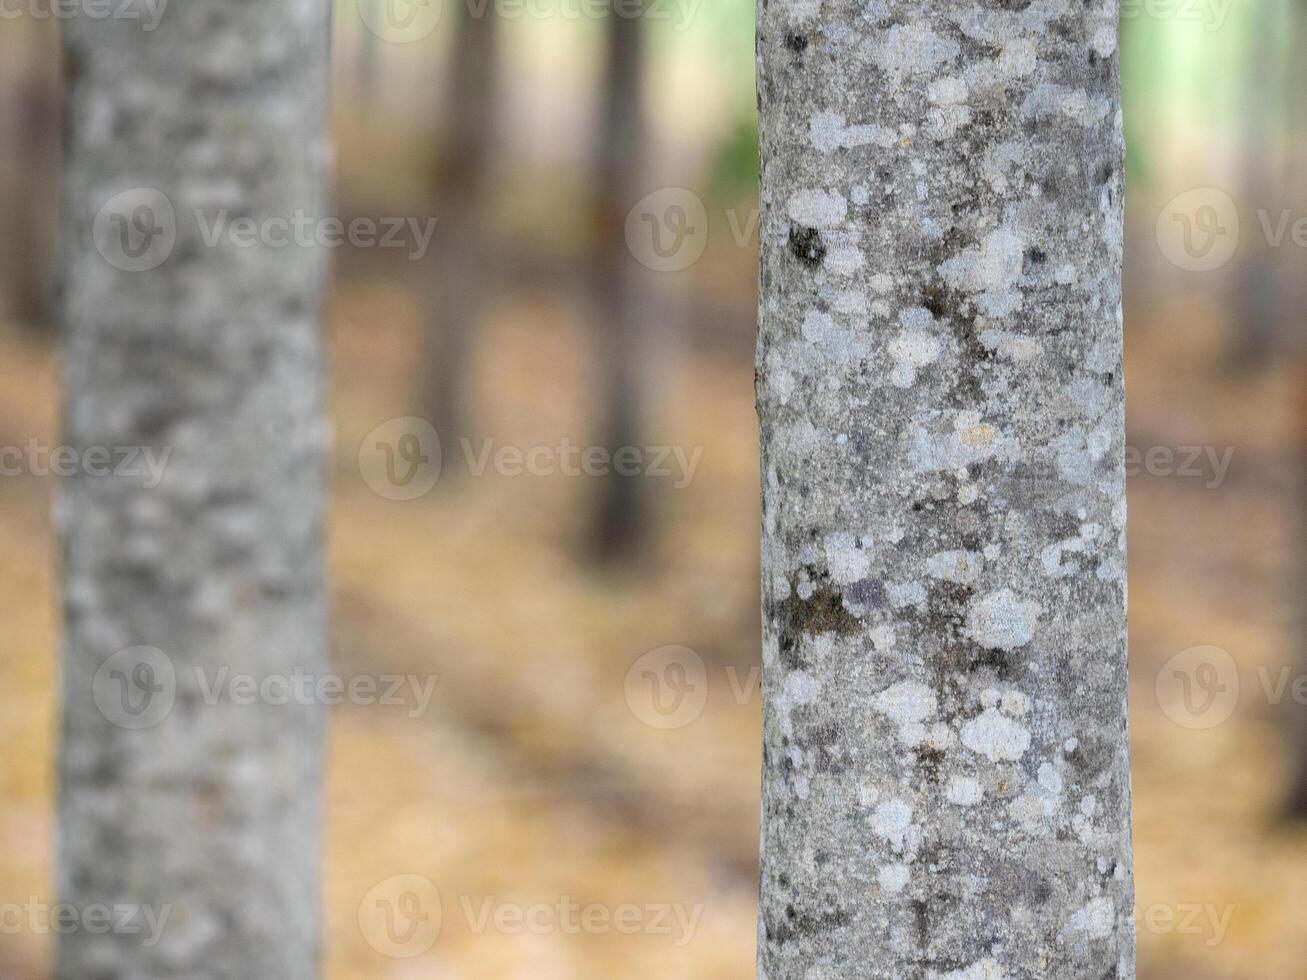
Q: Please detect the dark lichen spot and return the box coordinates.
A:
[784,30,810,53]
[916,745,946,784]
[766,900,851,946]
[846,577,885,609]
[789,225,827,268]
[778,582,862,661]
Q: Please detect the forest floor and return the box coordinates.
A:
[0,263,1304,979]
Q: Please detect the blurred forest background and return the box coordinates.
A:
[2,0,1306,977]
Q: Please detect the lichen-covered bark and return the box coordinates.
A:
[56,4,330,978]
[755,2,1133,978]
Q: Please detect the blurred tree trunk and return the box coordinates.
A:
[56,5,330,978]
[0,28,59,331]
[1232,0,1284,370]
[756,3,1135,977]
[1285,0,1307,822]
[590,0,648,560]
[357,0,382,106]
[426,3,498,471]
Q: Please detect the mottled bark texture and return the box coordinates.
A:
[56,4,330,978]
[756,2,1133,978]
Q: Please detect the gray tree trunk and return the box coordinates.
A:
[591,0,648,559]
[56,5,331,978]
[755,3,1134,978]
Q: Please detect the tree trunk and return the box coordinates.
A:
[56,5,331,978]
[427,3,498,470]
[590,0,648,560]
[755,4,1135,977]
[1277,0,1307,824]
[1231,0,1283,370]
[0,29,59,330]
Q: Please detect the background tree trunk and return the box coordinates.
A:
[755,2,1135,976]
[56,4,331,977]
[1231,0,1283,370]
[590,0,648,560]
[426,3,499,472]
[0,26,59,330]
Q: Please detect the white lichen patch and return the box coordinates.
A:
[887,580,927,609]
[869,22,960,81]
[824,532,872,584]
[965,589,1040,649]
[928,76,968,105]
[939,227,1023,295]
[787,189,848,228]
[1038,762,1064,794]
[782,0,821,23]
[941,960,1007,980]
[961,706,1030,762]
[825,245,865,277]
[889,329,943,387]
[1066,897,1116,940]
[908,410,1020,473]
[1023,83,1112,127]
[978,328,1042,362]
[872,680,937,747]
[871,799,915,849]
[926,550,983,585]
[1054,424,1114,486]
[877,863,911,894]
[778,670,820,738]
[947,775,983,806]
[810,111,896,153]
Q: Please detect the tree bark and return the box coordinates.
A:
[56,5,331,978]
[755,3,1134,977]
